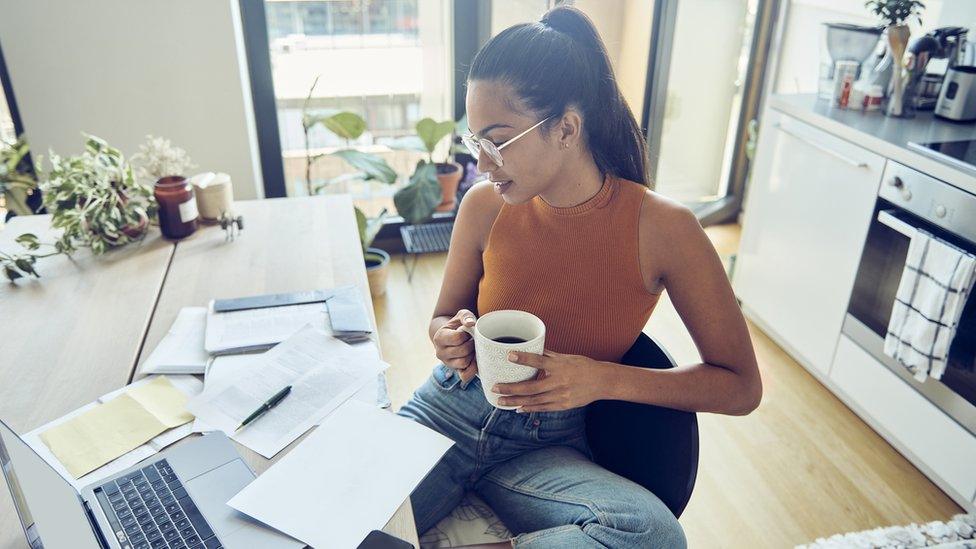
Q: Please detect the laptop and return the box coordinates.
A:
[0,418,303,549]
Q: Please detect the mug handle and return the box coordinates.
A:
[457,324,478,379]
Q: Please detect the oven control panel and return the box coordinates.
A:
[879,161,976,245]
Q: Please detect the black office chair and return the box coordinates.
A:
[585,333,699,518]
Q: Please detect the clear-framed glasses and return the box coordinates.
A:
[461,117,551,168]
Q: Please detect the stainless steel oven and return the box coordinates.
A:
[844,161,976,435]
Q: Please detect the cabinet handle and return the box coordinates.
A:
[774,123,870,169]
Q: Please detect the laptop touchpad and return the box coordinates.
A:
[185,459,300,546]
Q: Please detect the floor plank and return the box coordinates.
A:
[373,224,963,548]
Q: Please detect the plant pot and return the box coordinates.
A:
[435,162,462,212]
[364,247,390,298]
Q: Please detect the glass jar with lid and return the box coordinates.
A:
[154,176,199,239]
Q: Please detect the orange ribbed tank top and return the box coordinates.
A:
[477,175,661,363]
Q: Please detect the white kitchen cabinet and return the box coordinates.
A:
[831,336,976,502]
[733,110,886,375]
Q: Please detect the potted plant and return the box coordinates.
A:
[865,0,925,117]
[358,207,391,298]
[42,134,156,255]
[0,136,37,217]
[2,134,157,281]
[391,116,466,225]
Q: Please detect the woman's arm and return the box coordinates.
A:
[496,199,762,415]
[428,182,504,381]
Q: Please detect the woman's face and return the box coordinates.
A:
[465,80,563,204]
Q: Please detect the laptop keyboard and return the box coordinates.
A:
[93,459,221,549]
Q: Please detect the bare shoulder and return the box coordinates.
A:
[637,187,705,290]
[455,180,505,251]
[638,188,700,238]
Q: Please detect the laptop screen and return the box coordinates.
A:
[0,419,101,549]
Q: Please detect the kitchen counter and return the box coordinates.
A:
[768,94,976,195]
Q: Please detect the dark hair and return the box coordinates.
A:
[468,6,649,187]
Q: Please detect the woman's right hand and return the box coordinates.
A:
[433,309,478,383]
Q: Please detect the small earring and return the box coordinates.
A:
[561,143,569,149]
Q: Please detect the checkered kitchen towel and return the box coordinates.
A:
[884,228,976,382]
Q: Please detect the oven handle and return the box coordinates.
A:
[877,209,918,238]
[773,122,870,169]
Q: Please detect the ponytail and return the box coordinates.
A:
[468,6,649,186]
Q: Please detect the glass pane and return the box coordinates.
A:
[654,0,759,203]
[486,1,653,165]
[0,72,16,222]
[266,0,447,216]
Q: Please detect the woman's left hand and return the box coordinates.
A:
[493,350,608,412]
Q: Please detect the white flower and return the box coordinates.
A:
[130,134,195,183]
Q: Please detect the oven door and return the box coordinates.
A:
[844,202,976,436]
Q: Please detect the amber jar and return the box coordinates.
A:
[154,176,199,239]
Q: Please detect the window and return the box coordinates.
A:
[262,0,449,215]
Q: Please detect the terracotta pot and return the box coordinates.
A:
[435,162,462,212]
[365,247,390,298]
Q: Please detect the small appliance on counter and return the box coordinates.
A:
[935,66,976,122]
[819,23,883,100]
[906,26,968,110]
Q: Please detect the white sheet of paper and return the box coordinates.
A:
[187,326,387,458]
[193,354,266,433]
[205,302,330,355]
[24,375,203,490]
[228,400,454,549]
[140,307,211,374]
[195,353,388,432]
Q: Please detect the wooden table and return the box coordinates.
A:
[0,196,418,549]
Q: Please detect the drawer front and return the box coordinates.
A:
[831,335,976,500]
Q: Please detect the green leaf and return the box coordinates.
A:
[355,207,368,254]
[318,112,367,140]
[14,233,40,251]
[330,149,397,185]
[393,161,441,225]
[415,118,455,156]
[385,135,427,153]
[4,266,23,281]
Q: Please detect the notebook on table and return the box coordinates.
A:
[204,286,373,355]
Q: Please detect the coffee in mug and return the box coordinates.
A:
[460,310,545,409]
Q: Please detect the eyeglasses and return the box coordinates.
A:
[461,117,551,168]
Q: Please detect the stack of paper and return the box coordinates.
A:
[25,375,202,489]
[204,286,375,355]
[187,325,388,458]
[139,307,210,374]
[228,400,454,549]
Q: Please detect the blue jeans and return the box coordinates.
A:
[397,364,687,549]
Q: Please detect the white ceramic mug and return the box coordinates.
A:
[461,310,545,409]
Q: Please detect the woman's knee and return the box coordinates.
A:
[625,490,686,549]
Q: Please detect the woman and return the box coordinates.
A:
[397,6,762,548]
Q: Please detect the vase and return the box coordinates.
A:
[435,162,463,212]
[885,24,911,117]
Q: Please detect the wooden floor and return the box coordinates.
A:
[372,224,963,548]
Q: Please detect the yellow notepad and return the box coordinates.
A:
[128,376,194,428]
[39,376,193,478]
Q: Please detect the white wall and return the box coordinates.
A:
[0,0,264,200]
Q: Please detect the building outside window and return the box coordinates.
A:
[264,0,451,216]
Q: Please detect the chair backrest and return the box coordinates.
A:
[585,333,699,518]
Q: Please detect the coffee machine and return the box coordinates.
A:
[819,23,884,100]
[906,26,969,110]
